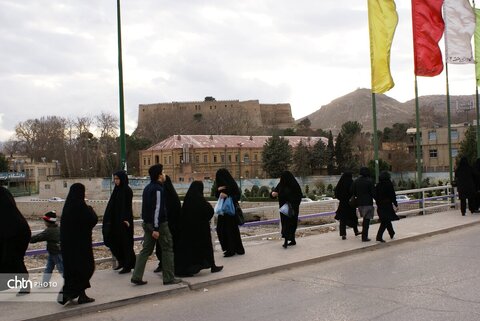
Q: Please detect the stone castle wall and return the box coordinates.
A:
[137,99,294,130]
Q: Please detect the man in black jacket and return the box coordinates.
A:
[131,164,181,286]
[352,167,375,242]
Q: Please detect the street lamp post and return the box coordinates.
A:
[237,143,243,199]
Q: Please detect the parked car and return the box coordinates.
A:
[301,197,314,203]
[319,196,334,201]
[48,197,64,202]
[396,195,410,202]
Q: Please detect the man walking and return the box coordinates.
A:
[351,167,375,242]
[131,164,181,286]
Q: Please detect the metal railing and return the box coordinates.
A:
[26,185,456,272]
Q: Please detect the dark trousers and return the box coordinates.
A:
[361,219,370,240]
[376,221,395,240]
[339,220,359,236]
[460,197,476,215]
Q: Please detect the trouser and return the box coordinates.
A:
[132,222,175,283]
[361,219,370,240]
[376,221,395,240]
[43,253,64,283]
[339,220,359,236]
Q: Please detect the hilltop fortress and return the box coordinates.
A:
[137,98,295,136]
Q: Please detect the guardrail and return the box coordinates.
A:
[26,185,457,272]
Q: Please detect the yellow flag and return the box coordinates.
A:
[368,0,398,94]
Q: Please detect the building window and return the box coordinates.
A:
[45,184,50,189]
[155,155,160,164]
[195,155,199,163]
[451,148,458,157]
[164,157,167,164]
[178,177,184,182]
[168,156,172,164]
[235,155,239,162]
[203,155,208,163]
[254,154,258,161]
[429,149,438,158]
[63,181,68,188]
[243,154,249,163]
[179,154,183,163]
[143,158,147,166]
[213,155,217,163]
[451,129,459,140]
[428,131,437,141]
[221,155,225,163]
[228,155,232,163]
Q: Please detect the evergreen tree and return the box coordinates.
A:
[262,135,292,178]
[458,126,477,165]
[334,133,345,173]
[326,131,335,175]
[292,140,312,177]
[0,153,7,172]
[311,138,326,172]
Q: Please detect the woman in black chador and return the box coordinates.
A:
[103,170,136,274]
[334,172,360,240]
[58,183,98,305]
[154,175,182,273]
[374,171,399,242]
[176,181,223,276]
[271,171,303,248]
[455,157,477,216]
[0,187,31,294]
[215,168,245,257]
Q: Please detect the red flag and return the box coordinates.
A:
[411,0,445,76]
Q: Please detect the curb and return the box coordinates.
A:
[20,218,480,321]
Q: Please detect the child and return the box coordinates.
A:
[30,211,63,284]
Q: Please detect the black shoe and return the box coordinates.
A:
[362,238,371,242]
[57,293,75,306]
[113,265,123,271]
[131,279,147,286]
[211,265,223,273]
[78,294,95,304]
[16,290,30,296]
[163,278,182,285]
[462,213,466,216]
[342,236,346,240]
[389,233,395,240]
[355,231,362,236]
[119,268,131,274]
[223,252,235,257]
[288,240,296,246]
[282,242,288,249]
[376,238,386,243]
[153,266,162,273]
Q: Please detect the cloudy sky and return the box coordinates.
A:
[0,0,475,141]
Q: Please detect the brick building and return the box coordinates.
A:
[139,135,328,182]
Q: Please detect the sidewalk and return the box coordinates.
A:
[2,209,479,321]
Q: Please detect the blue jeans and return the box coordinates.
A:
[43,253,64,283]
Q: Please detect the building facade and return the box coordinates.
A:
[139,135,328,182]
[5,155,61,192]
[406,123,469,172]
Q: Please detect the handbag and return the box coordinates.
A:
[279,202,294,217]
[235,205,245,225]
[348,195,358,208]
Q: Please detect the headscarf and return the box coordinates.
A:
[104,170,131,224]
[0,186,30,238]
[182,181,209,218]
[359,167,370,177]
[334,171,353,200]
[278,171,302,198]
[215,168,240,198]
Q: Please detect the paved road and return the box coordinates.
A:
[65,225,480,321]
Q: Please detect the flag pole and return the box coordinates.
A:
[117,0,127,171]
[371,92,380,183]
[445,62,454,185]
[474,0,480,156]
[414,76,423,188]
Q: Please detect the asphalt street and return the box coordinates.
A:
[64,225,480,321]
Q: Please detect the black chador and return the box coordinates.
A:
[103,170,136,273]
[215,168,245,257]
[176,181,223,276]
[58,183,98,305]
[271,171,303,248]
[334,172,360,239]
[0,187,31,293]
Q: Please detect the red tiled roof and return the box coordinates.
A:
[146,135,328,150]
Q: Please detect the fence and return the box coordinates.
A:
[26,185,457,272]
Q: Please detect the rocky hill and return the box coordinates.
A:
[303,88,475,133]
